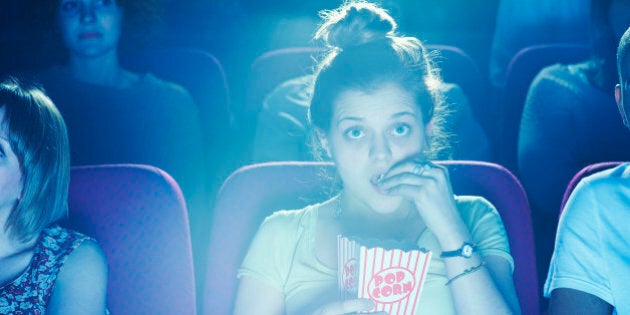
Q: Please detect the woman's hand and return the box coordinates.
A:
[312,299,387,315]
[375,159,462,237]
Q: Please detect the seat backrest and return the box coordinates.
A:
[122,47,234,195]
[66,164,196,315]
[243,46,323,126]
[122,48,232,148]
[560,161,624,214]
[203,160,538,315]
[243,45,484,120]
[498,43,590,171]
[430,45,488,127]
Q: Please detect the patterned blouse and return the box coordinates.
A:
[0,225,92,314]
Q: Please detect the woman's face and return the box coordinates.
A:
[0,107,23,214]
[58,0,123,59]
[323,82,429,214]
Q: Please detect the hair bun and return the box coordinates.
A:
[316,2,397,49]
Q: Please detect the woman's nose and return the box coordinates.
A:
[369,134,392,162]
[80,3,96,23]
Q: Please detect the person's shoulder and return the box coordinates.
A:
[61,238,108,274]
[138,73,195,102]
[262,204,317,228]
[454,195,502,223]
[564,163,630,221]
[454,195,495,209]
[526,61,594,106]
[578,163,630,193]
[533,64,570,86]
[47,237,108,314]
[534,60,591,87]
[538,60,588,76]
[454,195,499,215]
[41,226,106,271]
[251,204,320,244]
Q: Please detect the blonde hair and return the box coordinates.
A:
[1,78,70,242]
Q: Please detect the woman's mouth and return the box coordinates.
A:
[79,32,102,40]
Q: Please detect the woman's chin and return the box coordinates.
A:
[367,195,405,215]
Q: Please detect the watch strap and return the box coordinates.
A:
[440,242,476,258]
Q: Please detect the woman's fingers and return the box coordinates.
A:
[377,162,455,214]
[378,164,438,190]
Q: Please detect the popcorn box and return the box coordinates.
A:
[338,236,432,315]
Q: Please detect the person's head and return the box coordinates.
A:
[615,27,630,130]
[0,77,70,242]
[57,0,124,59]
[308,1,448,213]
[31,0,160,63]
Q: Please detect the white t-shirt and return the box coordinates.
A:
[545,163,630,313]
[239,195,513,315]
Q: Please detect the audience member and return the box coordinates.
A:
[0,77,107,314]
[544,26,630,315]
[24,0,211,298]
[518,0,630,289]
[235,2,519,314]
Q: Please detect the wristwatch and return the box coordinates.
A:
[440,242,476,258]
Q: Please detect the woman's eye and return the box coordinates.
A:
[96,0,115,7]
[61,1,79,13]
[344,128,364,139]
[392,124,411,136]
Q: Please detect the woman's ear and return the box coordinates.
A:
[616,84,630,128]
[315,128,332,158]
[616,83,622,105]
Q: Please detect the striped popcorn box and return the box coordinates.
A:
[338,235,361,300]
[338,236,432,314]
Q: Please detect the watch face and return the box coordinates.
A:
[462,244,474,257]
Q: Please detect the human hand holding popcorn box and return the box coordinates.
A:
[338,236,431,314]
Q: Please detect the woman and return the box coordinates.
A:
[29,0,210,288]
[234,2,520,314]
[0,78,107,313]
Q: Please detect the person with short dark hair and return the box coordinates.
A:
[517,0,630,289]
[0,77,107,314]
[544,26,630,315]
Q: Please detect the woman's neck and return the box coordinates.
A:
[336,193,425,246]
[67,52,136,88]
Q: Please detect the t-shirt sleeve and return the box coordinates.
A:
[544,178,612,304]
[237,210,302,292]
[459,196,514,272]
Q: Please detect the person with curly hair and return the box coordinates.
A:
[235,2,520,314]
